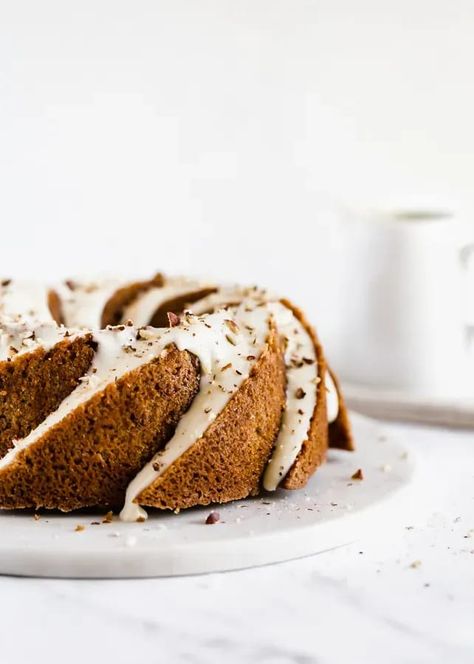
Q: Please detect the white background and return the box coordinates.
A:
[1,0,474,348]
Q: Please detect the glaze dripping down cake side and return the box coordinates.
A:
[0,274,353,520]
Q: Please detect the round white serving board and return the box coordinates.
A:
[344,382,474,428]
[0,413,414,578]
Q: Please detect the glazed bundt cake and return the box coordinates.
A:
[0,274,353,521]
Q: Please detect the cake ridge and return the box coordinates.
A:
[120,303,273,521]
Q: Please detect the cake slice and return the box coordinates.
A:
[0,281,98,459]
[0,325,96,459]
[122,319,285,516]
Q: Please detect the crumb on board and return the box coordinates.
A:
[205,511,220,525]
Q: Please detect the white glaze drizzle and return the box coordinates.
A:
[189,285,270,316]
[262,303,318,491]
[325,372,339,424]
[120,304,271,522]
[0,321,82,364]
[56,279,123,328]
[0,280,54,326]
[121,276,210,326]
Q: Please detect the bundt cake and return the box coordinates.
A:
[0,274,353,521]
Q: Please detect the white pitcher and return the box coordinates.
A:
[336,209,474,398]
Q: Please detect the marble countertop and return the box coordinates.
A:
[0,420,473,664]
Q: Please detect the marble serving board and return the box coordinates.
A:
[345,384,474,428]
[0,413,414,578]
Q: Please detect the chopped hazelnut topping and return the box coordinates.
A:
[102,511,114,524]
[290,358,304,368]
[205,511,220,525]
[167,311,181,327]
[84,283,98,293]
[295,388,306,399]
[225,334,236,346]
[75,525,85,532]
[351,468,364,480]
[224,319,239,334]
[137,328,154,341]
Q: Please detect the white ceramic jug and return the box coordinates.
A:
[336,209,474,398]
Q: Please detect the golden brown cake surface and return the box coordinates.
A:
[0,336,95,459]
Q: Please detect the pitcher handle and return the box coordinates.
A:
[459,243,474,269]
[460,243,474,348]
